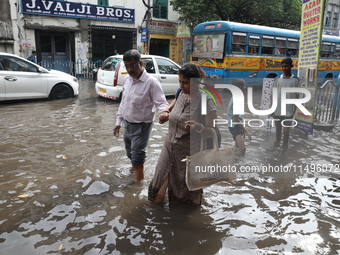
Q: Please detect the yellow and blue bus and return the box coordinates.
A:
[191,21,340,86]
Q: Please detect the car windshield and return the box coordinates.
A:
[0,56,37,72]
[101,57,120,71]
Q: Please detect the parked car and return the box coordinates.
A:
[95,55,181,100]
[0,52,79,101]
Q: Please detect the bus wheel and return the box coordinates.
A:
[320,75,333,87]
[266,74,277,79]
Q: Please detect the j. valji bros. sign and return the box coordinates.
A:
[21,0,135,23]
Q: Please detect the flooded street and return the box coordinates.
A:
[0,79,339,254]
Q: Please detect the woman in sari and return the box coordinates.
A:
[148,63,217,205]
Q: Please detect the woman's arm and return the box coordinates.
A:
[184,110,217,138]
[159,99,176,124]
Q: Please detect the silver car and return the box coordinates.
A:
[0,52,79,101]
[95,55,181,100]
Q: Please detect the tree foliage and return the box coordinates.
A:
[170,0,302,30]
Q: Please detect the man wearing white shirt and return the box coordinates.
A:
[113,49,169,182]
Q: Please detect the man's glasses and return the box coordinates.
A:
[124,62,140,69]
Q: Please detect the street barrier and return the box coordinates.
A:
[313,80,340,131]
[38,59,103,80]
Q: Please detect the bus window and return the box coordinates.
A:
[193,34,226,59]
[232,32,246,53]
[330,43,335,58]
[275,37,286,56]
[335,45,340,58]
[262,36,274,55]
[248,35,260,55]
[287,38,299,57]
[321,42,332,58]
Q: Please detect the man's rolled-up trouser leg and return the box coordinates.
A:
[123,120,153,164]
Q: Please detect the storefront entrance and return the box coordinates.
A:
[89,26,137,62]
[149,38,170,58]
[35,31,74,73]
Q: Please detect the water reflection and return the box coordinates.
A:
[0,80,339,254]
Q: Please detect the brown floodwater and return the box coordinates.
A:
[0,80,339,254]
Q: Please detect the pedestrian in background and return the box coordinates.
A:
[27,50,37,63]
[271,57,300,150]
[227,78,252,156]
[113,49,168,182]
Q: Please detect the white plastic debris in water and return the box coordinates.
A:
[84,181,110,195]
[108,146,124,152]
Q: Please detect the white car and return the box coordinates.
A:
[95,55,181,100]
[0,52,79,101]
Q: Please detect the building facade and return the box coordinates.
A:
[323,0,340,36]
[0,0,184,69]
[5,0,338,70]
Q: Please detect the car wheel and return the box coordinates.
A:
[50,84,73,100]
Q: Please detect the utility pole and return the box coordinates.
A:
[145,1,149,54]
[146,0,151,54]
[142,0,152,54]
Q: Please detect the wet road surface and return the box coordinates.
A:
[0,79,339,254]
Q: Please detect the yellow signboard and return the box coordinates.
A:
[296,0,325,134]
[298,0,324,68]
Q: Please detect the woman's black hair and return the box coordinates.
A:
[178,63,203,80]
[206,36,213,50]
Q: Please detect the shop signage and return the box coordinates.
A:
[21,0,134,23]
[296,0,326,134]
[176,25,191,39]
[141,28,148,42]
[148,21,175,35]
